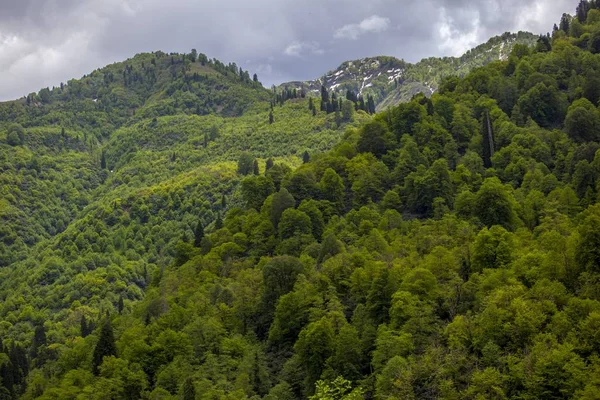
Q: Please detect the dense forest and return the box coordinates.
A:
[3,1,600,399]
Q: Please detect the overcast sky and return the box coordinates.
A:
[0,0,576,101]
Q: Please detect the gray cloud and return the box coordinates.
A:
[334,15,391,40]
[0,0,577,100]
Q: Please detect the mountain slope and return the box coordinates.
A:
[4,2,600,398]
[280,31,538,110]
[0,51,275,268]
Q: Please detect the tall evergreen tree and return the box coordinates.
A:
[182,378,196,400]
[117,295,124,314]
[303,151,310,164]
[8,344,28,394]
[559,13,571,33]
[81,315,91,338]
[326,102,334,114]
[367,95,376,114]
[320,85,329,103]
[238,152,255,175]
[215,214,224,230]
[92,319,117,375]
[481,111,495,168]
[30,325,46,360]
[265,158,274,172]
[577,0,589,22]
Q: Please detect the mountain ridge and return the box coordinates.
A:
[279,31,538,110]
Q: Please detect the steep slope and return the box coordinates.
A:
[4,1,600,397]
[0,51,275,266]
[280,31,538,110]
[0,48,362,366]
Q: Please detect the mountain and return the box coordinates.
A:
[3,1,600,398]
[280,31,538,110]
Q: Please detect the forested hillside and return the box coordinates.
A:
[2,1,600,399]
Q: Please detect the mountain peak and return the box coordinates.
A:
[280,31,538,110]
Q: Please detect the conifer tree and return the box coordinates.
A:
[303,151,310,164]
[367,95,376,114]
[559,13,571,33]
[100,150,107,169]
[577,0,589,22]
[269,110,274,124]
[81,316,90,337]
[182,378,196,400]
[8,344,28,392]
[92,319,117,374]
[238,152,255,175]
[321,85,329,103]
[117,295,124,314]
[30,325,46,360]
[265,158,274,172]
[215,214,224,230]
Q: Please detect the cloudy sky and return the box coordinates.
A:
[0,0,576,101]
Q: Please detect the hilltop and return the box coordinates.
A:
[280,31,538,110]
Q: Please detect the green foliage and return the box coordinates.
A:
[473,177,519,230]
[92,319,117,375]
[578,211,600,272]
[4,5,600,399]
[269,188,296,227]
[471,226,514,272]
[357,119,395,157]
[310,376,364,400]
[238,151,255,175]
[241,175,275,210]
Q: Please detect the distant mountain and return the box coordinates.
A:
[280,31,538,110]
